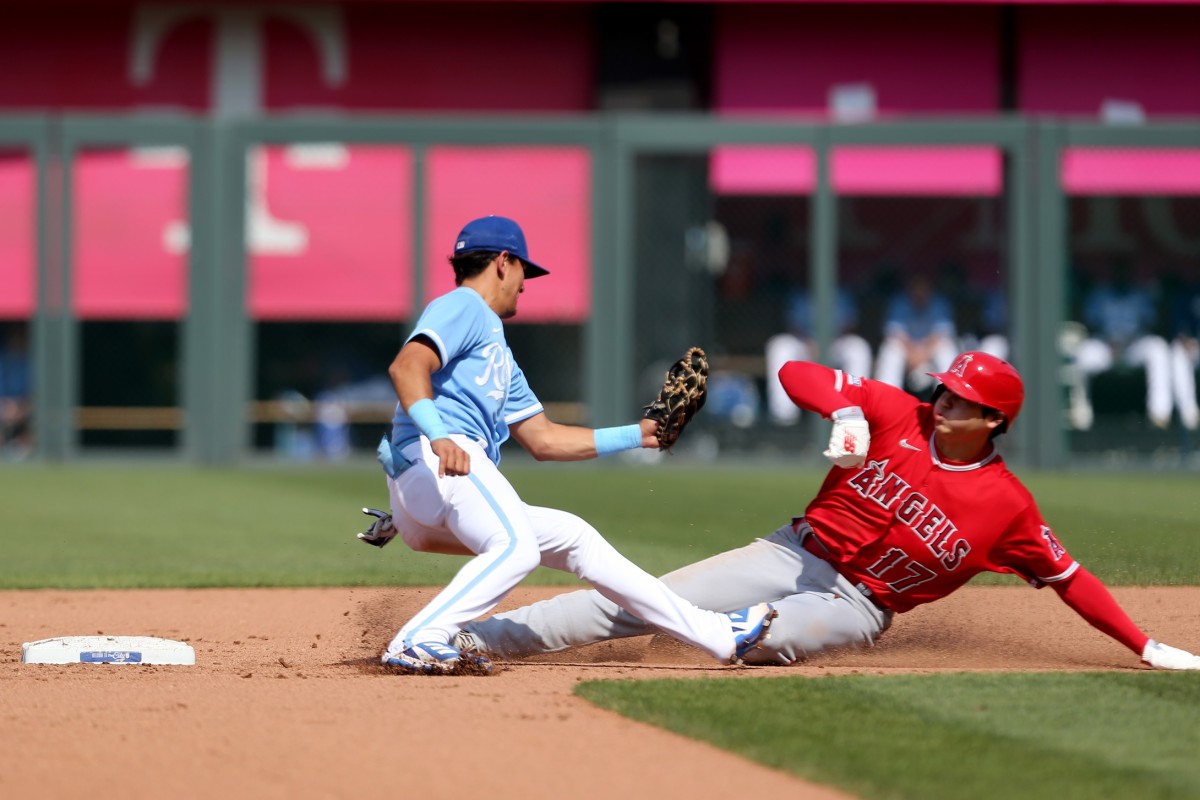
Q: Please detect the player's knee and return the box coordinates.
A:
[551,510,597,542]
[477,533,541,576]
[557,522,620,576]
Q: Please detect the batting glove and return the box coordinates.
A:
[357,507,397,549]
[824,406,870,469]
[1141,639,1200,670]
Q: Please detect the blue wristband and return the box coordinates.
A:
[594,424,643,456]
[407,398,450,441]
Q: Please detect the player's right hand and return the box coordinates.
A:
[430,437,471,477]
[824,406,870,469]
[357,508,397,548]
[1142,639,1200,670]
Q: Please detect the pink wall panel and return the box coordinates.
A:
[0,4,592,112]
[833,147,1002,196]
[1019,7,1200,116]
[710,146,1002,196]
[248,146,414,321]
[712,5,1001,196]
[264,6,593,111]
[73,149,189,320]
[425,147,592,323]
[71,147,417,321]
[0,8,209,110]
[715,5,1000,115]
[1062,149,1200,196]
[0,155,35,319]
[0,4,595,322]
[710,147,816,195]
[57,146,596,322]
[1020,8,1200,193]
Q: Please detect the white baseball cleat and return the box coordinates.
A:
[383,642,494,676]
[728,602,778,664]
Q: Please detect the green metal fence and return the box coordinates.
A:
[3,113,1198,468]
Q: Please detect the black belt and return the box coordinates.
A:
[800,530,891,613]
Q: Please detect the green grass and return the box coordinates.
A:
[577,672,1200,800]
[1014,472,1200,585]
[6,460,1199,796]
[1,461,1198,588]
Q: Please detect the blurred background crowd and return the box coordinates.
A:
[2,0,1199,468]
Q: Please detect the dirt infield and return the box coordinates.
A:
[3,585,1198,799]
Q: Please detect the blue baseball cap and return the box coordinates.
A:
[453,216,550,279]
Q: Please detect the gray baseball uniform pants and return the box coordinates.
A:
[463,522,893,665]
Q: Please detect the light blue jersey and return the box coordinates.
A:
[391,287,543,464]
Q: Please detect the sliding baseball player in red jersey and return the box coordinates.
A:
[452,351,1200,670]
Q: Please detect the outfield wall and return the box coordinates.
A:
[2,1,1199,468]
[2,115,1198,470]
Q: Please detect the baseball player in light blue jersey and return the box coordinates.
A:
[362,216,775,674]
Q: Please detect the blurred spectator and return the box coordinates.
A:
[873,272,957,392]
[974,284,1010,361]
[953,281,1010,361]
[273,389,317,460]
[706,371,761,429]
[313,374,396,460]
[0,325,32,457]
[764,286,871,425]
[1166,272,1200,432]
[1071,259,1173,430]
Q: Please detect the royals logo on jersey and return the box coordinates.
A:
[475,341,513,404]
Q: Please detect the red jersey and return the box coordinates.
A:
[780,362,1079,613]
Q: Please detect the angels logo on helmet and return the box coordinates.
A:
[948,353,973,378]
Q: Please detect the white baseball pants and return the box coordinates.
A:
[464,523,892,665]
[1075,334,1173,427]
[382,435,738,661]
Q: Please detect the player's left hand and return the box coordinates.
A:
[1142,639,1200,670]
[639,418,660,448]
[824,406,870,468]
[643,346,708,451]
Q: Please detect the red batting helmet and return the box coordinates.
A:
[928,351,1025,425]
